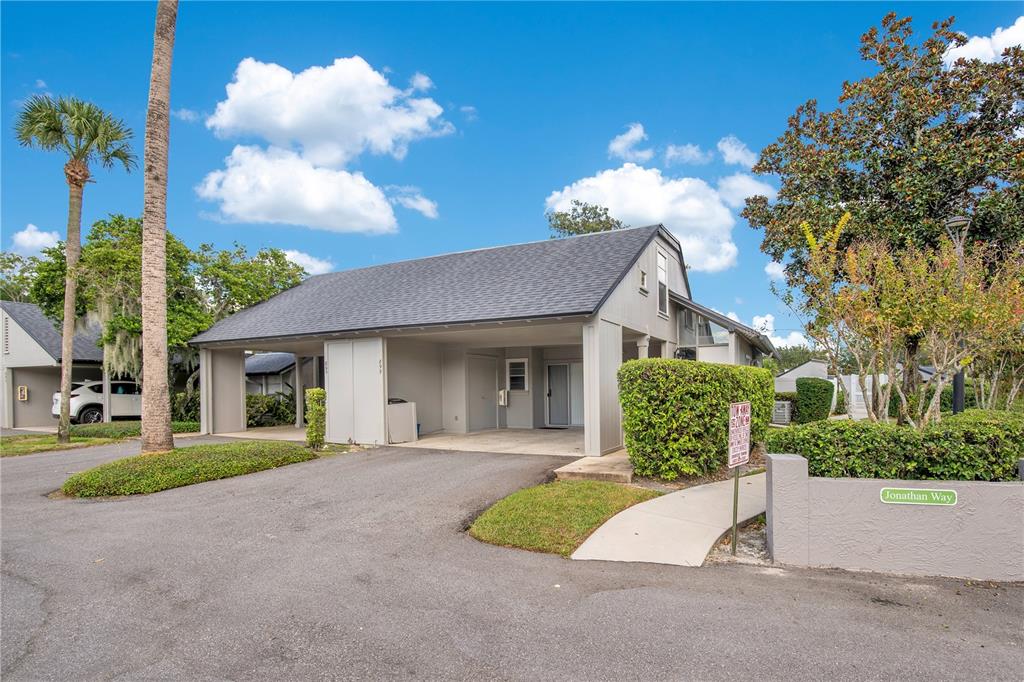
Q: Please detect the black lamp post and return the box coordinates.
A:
[944,215,972,415]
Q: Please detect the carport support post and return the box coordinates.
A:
[102,367,112,422]
[636,335,650,359]
[294,355,304,428]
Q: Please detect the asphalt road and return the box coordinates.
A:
[2,438,1021,680]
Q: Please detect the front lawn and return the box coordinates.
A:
[2,435,119,457]
[62,440,321,497]
[469,480,660,557]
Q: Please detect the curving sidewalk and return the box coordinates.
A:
[572,473,766,567]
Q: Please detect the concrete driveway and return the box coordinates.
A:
[2,440,1021,680]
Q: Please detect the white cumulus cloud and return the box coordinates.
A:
[459,105,478,122]
[717,172,777,209]
[944,16,1024,65]
[283,249,334,276]
[608,123,655,163]
[172,108,200,122]
[545,163,738,272]
[10,223,59,255]
[752,313,809,348]
[196,146,397,234]
[764,261,786,281]
[199,56,448,234]
[717,135,757,168]
[34,79,47,89]
[664,143,713,166]
[206,56,452,168]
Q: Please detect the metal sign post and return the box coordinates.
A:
[728,401,751,556]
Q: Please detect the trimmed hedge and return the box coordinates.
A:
[833,390,846,415]
[305,388,326,450]
[766,409,1023,481]
[795,377,833,423]
[69,421,200,438]
[619,359,773,480]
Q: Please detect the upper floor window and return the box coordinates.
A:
[657,251,668,315]
[506,359,528,391]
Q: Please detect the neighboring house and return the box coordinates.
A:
[1,301,105,429]
[191,225,777,455]
[245,352,323,395]
[773,358,829,393]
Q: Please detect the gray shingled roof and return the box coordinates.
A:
[245,352,296,375]
[192,225,665,345]
[0,300,104,362]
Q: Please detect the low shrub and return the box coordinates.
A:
[62,441,316,497]
[887,380,977,418]
[795,377,833,423]
[305,387,326,450]
[766,409,1023,481]
[172,391,200,422]
[619,359,773,480]
[69,421,200,438]
[833,390,847,415]
[246,392,295,427]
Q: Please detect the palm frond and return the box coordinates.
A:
[15,94,135,173]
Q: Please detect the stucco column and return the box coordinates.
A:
[199,348,246,435]
[294,355,304,428]
[765,453,810,566]
[636,335,650,359]
[199,348,212,434]
[102,368,112,422]
[582,318,623,456]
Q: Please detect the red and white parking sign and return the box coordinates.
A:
[728,401,751,468]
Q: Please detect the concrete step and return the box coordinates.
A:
[554,449,633,484]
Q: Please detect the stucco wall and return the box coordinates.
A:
[386,338,444,434]
[441,348,467,434]
[766,454,1024,582]
[6,366,103,428]
[697,344,731,364]
[582,318,622,455]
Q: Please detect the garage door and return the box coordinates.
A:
[325,338,386,444]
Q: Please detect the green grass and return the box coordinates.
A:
[1,435,119,457]
[69,420,200,438]
[469,480,660,557]
[61,441,318,497]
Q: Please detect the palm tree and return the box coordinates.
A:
[140,0,179,453]
[15,96,135,443]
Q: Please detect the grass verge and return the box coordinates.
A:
[62,441,319,497]
[2,435,119,457]
[469,480,660,557]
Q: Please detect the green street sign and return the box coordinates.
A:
[879,487,957,506]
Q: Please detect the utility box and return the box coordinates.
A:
[387,401,418,444]
[772,400,792,425]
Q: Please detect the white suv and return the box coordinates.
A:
[51,380,142,424]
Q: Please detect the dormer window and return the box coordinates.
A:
[657,251,668,315]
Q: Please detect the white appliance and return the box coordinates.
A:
[387,401,418,443]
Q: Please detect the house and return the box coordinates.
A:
[244,352,322,395]
[773,358,829,393]
[1,301,105,429]
[191,225,777,455]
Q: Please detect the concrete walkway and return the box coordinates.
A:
[572,472,766,567]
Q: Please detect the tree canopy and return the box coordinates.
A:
[547,200,626,237]
[3,214,305,379]
[743,13,1024,278]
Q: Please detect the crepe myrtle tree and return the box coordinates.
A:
[15,95,136,442]
[743,13,1024,409]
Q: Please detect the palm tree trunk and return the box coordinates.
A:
[56,179,85,443]
[140,0,178,453]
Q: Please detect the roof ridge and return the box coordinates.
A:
[306,224,663,281]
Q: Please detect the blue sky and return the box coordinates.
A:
[3,2,1020,346]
